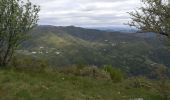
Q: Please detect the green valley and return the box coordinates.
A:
[17,25,170,78]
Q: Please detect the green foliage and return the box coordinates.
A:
[128,0,170,38]
[103,65,124,82]
[59,65,111,80]
[79,66,111,80]
[15,89,32,100]
[59,66,81,75]
[156,80,170,100]
[22,25,170,77]
[10,54,48,72]
[125,77,153,89]
[0,0,40,66]
[0,67,166,100]
[151,64,170,100]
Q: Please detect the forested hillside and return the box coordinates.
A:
[15,25,170,77]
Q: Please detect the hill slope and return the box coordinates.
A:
[19,25,170,76]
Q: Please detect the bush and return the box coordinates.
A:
[10,54,48,72]
[59,65,111,80]
[59,65,80,75]
[79,66,111,80]
[103,65,124,82]
[125,77,152,89]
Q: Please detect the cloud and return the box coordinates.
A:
[28,0,141,27]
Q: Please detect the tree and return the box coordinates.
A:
[0,0,40,67]
[128,0,170,38]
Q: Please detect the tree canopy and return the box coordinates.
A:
[128,0,170,38]
[0,0,40,66]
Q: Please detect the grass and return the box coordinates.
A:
[0,67,164,100]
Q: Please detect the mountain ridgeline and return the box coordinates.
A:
[19,25,170,77]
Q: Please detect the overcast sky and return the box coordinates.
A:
[30,0,141,27]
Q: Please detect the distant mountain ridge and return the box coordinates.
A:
[85,26,138,33]
[35,25,157,38]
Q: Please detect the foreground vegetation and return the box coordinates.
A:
[0,65,169,100]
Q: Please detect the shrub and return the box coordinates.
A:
[59,65,80,75]
[125,77,152,89]
[10,54,48,72]
[103,65,124,82]
[79,66,111,80]
[59,65,111,80]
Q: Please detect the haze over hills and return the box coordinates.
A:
[19,25,170,77]
[85,25,138,33]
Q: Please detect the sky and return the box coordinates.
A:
[29,0,141,27]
